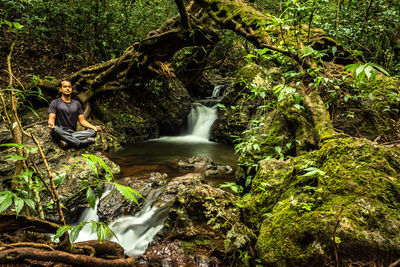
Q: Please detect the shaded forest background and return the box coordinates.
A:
[1,0,399,87]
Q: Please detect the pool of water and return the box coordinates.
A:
[106,136,237,186]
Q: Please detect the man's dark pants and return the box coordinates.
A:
[51,126,96,148]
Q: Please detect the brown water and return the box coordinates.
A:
[106,136,237,186]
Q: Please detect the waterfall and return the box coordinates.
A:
[211,84,223,98]
[186,102,217,138]
[157,84,222,143]
[75,186,167,257]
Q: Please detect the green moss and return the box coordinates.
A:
[245,137,400,265]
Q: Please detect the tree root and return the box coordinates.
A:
[0,247,136,266]
[74,240,125,259]
[0,213,60,235]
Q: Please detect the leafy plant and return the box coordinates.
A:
[344,62,390,82]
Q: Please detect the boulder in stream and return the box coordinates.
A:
[177,156,233,178]
[139,174,253,266]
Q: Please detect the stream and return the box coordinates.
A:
[75,85,237,256]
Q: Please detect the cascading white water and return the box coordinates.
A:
[211,84,223,98]
[157,84,221,143]
[76,186,167,257]
[186,103,217,138]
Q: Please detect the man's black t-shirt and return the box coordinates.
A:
[48,98,84,131]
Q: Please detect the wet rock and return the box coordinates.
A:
[137,239,221,267]
[177,156,233,178]
[142,182,253,266]
[0,123,13,146]
[97,172,168,223]
[153,173,204,209]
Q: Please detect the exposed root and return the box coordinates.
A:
[0,247,136,266]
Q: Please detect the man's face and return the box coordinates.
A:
[60,81,72,96]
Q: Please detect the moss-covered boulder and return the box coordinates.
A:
[141,174,254,266]
[244,137,400,265]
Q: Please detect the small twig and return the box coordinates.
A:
[381,140,400,145]
[22,120,47,129]
[30,157,55,202]
[332,205,344,267]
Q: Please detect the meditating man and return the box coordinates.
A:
[48,80,101,148]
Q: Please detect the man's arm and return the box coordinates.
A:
[78,114,101,131]
[48,113,56,129]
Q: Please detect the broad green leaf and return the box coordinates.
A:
[302,167,325,177]
[0,197,12,213]
[295,93,302,104]
[114,183,139,204]
[54,172,66,187]
[6,155,26,161]
[0,143,24,148]
[97,225,106,243]
[373,64,390,76]
[256,48,269,56]
[355,65,366,78]
[86,155,112,178]
[54,225,73,241]
[24,199,36,211]
[344,63,359,72]
[332,46,337,55]
[90,221,98,234]
[294,104,304,110]
[364,65,374,80]
[245,176,252,187]
[14,197,24,215]
[81,157,98,176]
[12,22,23,30]
[86,187,96,209]
[70,222,86,244]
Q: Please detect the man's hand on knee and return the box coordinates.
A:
[93,126,101,132]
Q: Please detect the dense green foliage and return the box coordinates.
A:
[254,0,400,74]
[0,0,177,64]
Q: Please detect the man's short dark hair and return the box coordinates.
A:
[59,80,71,88]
